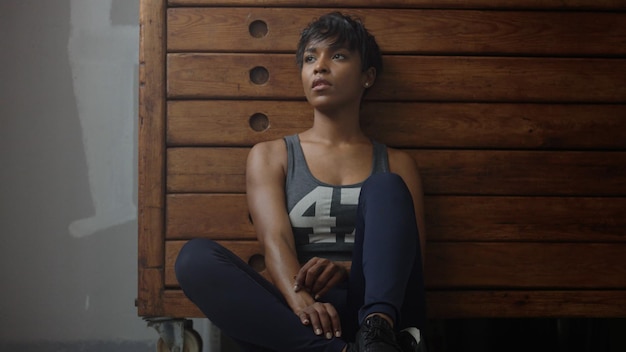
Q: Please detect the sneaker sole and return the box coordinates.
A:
[400,327,421,345]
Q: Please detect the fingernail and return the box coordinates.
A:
[315,328,322,335]
[335,330,341,338]
[314,294,320,300]
[325,332,333,339]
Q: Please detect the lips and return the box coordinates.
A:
[312,78,331,89]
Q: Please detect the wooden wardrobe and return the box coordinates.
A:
[138,0,626,349]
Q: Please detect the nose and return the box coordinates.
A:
[313,55,329,74]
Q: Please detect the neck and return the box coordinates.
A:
[307,105,367,144]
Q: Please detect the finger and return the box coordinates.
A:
[294,271,305,292]
[311,265,334,297]
[294,274,302,292]
[314,304,334,340]
[314,273,343,300]
[298,311,310,326]
[306,308,323,337]
[294,258,318,291]
[302,258,322,282]
[322,303,342,339]
[313,264,347,299]
[304,262,323,290]
[327,304,342,338]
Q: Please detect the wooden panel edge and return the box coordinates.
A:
[160,289,626,319]
[426,290,626,318]
[166,0,626,11]
[137,268,165,317]
[138,0,167,317]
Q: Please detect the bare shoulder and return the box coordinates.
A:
[249,138,286,158]
[247,138,288,178]
[387,146,420,178]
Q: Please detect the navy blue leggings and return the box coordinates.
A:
[175,172,426,352]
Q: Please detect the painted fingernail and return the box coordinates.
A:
[326,332,333,339]
[335,330,341,338]
[315,328,322,335]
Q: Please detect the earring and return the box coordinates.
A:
[364,82,370,87]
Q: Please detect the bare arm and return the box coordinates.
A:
[387,148,427,260]
[246,140,309,310]
[246,140,341,338]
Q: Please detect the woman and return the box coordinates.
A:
[175,12,427,352]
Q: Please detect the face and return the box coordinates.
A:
[300,38,375,112]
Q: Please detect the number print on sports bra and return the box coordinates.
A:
[289,186,360,243]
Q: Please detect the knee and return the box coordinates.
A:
[362,173,412,202]
[365,172,405,188]
[175,238,219,286]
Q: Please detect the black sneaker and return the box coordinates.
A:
[355,315,402,352]
[396,327,425,352]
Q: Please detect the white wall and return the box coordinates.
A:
[0,0,156,348]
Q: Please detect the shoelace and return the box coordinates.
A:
[363,322,395,346]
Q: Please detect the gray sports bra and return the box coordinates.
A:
[284,134,389,262]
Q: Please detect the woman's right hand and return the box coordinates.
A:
[295,300,342,339]
[294,257,348,300]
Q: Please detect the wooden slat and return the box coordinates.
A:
[166,148,626,196]
[161,289,626,319]
[425,196,626,242]
[168,8,626,56]
[167,100,310,147]
[167,54,626,103]
[167,0,626,11]
[166,193,255,239]
[426,242,626,289]
[365,103,626,150]
[166,147,248,193]
[165,240,626,289]
[167,100,626,149]
[137,0,166,318]
[162,290,201,318]
[165,194,626,242]
[411,150,626,196]
[424,290,626,318]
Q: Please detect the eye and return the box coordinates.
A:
[304,55,316,63]
[333,53,347,60]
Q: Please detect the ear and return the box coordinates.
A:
[363,67,377,88]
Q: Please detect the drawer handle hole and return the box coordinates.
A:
[248,254,266,272]
[249,20,268,38]
[249,113,269,132]
[250,66,269,85]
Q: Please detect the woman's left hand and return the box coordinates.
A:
[294,257,348,300]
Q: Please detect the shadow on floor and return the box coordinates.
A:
[423,318,626,352]
[219,318,626,352]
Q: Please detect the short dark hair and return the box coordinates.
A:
[296,12,382,75]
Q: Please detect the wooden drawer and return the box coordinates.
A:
[167,7,626,56]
